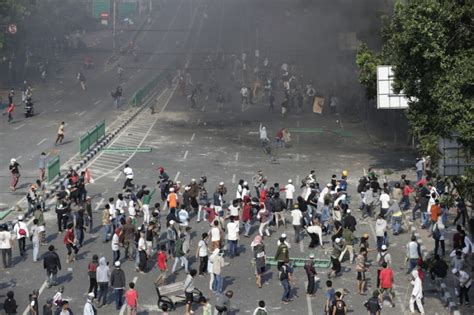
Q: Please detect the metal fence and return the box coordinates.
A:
[79,120,106,155]
[47,155,60,183]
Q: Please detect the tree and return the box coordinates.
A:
[357,0,474,155]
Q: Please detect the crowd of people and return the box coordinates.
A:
[1,153,472,315]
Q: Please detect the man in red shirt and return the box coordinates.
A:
[125,282,138,315]
[378,262,395,307]
[401,180,414,211]
[155,245,168,285]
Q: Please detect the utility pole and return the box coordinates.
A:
[113,0,117,53]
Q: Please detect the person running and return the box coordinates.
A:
[87,255,99,297]
[55,122,65,146]
[77,71,86,90]
[122,164,134,191]
[9,158,20,191]
[6,102,15,123]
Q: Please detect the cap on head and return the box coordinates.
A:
[169,220,175,225]
[326,183,332,187]
[18,215,24,221]
[219,181,224,186]
[169,187,175,192]
[335,238,341,243]
[346,209,351,214]
[114,261,121,267]
[452,268,458,274]
[288,179,292,183]
[363,233,369,238]
[381,245,387,251]
[281,233,287,239]
[87,292,95,299]
[309,253,315,259]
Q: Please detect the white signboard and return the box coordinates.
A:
[438,137,472,176]
[376,65,409,109]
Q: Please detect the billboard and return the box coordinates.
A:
[376,65,410,109]
[438,137,472,176]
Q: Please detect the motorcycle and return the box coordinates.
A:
[25,98,34,118]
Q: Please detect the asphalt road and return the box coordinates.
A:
[0,0,454,315]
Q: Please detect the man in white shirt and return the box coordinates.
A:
[122,164,134,190]
[115,194,126,215]
[227,216,240,258]
[379,189,391,216]
[415,157,425,182]
[0,224,13,268]
[285,179,295,210]
[410,270,424,314]
[290,205,303,243]
[178,206,189,233]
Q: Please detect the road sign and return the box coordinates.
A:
[7,24,17,34]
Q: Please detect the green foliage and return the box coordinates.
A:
[356,43,383,100]
[355,0,474,160]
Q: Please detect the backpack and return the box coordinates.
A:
[19,228,27,236]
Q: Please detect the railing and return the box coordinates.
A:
[47,155,60,183]
[79,120,106,155]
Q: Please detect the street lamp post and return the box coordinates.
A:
[113,0,117,53]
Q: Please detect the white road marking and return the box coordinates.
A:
[14,123,25,130]
[15,155,22,160]
[174,171,180,182]
[94,100,102,105]
[54,100,62,105]
[296,154,300,161]
[183,150,189,159]
[94,198,105,211]
[54,109,59,112]
[119,276,138,315]
[37,138,47,146]
[232,174,236,184]
[22,281,48,315]
[296,175,300,186]
[197,118,201,125]
[38,111,45,116]
[305,281,314,315]
[299,240,304,253]
[78,111,86,116]
[201,105,205,112]
[235,152,239,161]
[113,172,122,182]
[297,121,301,127]
[190,133,195,141]
[297,135,300,144]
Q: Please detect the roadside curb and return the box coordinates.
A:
[406,220,460,314]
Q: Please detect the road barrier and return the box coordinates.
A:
[129,72,165,107]
[79,120,106,155]
[47,155,60,183]
[265,257,331,268]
